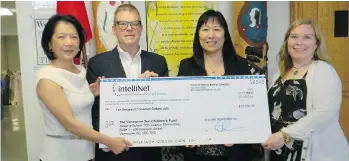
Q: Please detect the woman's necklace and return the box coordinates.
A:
[209,66,216,73]
[205,64,216,73]
[206,62,222,74]
[205,55,223,74]
[292,62,312,75]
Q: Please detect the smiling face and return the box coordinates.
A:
[112,10,142,47]
[287,24,318,63]
[49,21,80,62]
[199,18,225,54]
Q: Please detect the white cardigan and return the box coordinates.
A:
[269,60,349,161]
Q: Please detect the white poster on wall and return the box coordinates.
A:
[33,17,50,66]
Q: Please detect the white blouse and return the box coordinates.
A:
[36,65,95,161]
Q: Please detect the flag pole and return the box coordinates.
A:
[82,45,88,69]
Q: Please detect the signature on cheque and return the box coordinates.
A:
[214,118,244,132]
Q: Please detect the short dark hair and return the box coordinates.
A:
[41,14,86,60]
[192,10,239,69]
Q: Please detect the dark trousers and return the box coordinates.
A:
[95,144,162,161]
[181,148,229,161]
[191,155,228,161]
[181,144,258,161]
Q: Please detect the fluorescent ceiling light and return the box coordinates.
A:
[0,8,13,16]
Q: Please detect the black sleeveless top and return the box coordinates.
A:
[267,73,308,161]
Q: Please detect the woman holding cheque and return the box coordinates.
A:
[262,19,349,161]
[177,10,257,161]
[36,14,131,161]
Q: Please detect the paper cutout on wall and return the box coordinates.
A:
[92,1,128,54]
[235,1,269,76]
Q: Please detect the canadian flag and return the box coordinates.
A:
[56,1,93,65]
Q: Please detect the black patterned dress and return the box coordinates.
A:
[267,74,307,161]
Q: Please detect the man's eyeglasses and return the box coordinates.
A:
[114,21,142,30]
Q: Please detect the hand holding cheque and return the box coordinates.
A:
[99,75,271,147]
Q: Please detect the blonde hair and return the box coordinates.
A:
[277,19,330,77]
[113,3,141,25]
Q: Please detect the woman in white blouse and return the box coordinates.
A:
[36,14,132,161]
[262,19,349,161]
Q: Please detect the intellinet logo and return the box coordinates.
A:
[118,85,150,92]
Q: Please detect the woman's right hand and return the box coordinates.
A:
[106,137,133,155]
[89,76,104,96]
